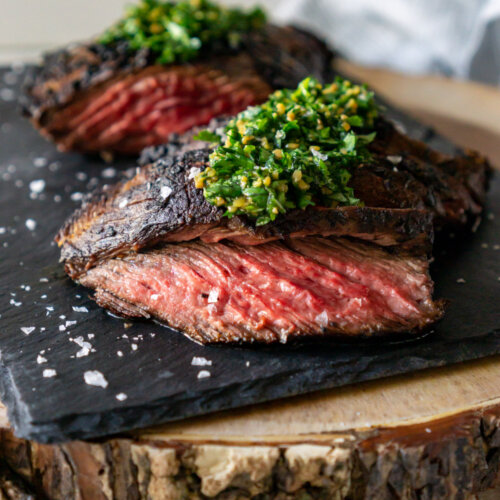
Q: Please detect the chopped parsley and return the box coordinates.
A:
[99,0,266,65]
[194,76,379,225]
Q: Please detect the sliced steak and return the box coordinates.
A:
[79,236,444,343]
[56,116,490,278]
[22,25,334,155]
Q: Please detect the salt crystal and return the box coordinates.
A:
[0,227,5,234]
[37,355,47,364]
[0,88,15,101]
[10,299,21,307]
[160,185,172,200]
[25,219,37,231]
[72,336,92,358]
[84,370,108,388]
[43,369,57,378]
[70,192,83,202]
[131,344,138,351]
[425,428,432,434]
[151,294,160,300]
[102,167,116,178]
[118,198,128,208]
[191,356,212,366]
[20,327,35,335]
[65,320,77,327]
[456,278,466,284]
[246,361,250,367]
[116,393,128,401]
[207,289,219,303]
[72,306,89,313]
[88,333,95,339]
[315,310,329,327]
[59,325,66,332]
[46,306,54,312]
[197,370,211,379]
[33,157,47,168]
[41,294,47,299]
[29,179,45,193]
[59,315,66,320]
[40,277,49,282]
[188,167,201,179]
[387,155,402,164]
[117,351,123,357]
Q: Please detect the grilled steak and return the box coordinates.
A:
[56,116,490,280]
[22,25,334,155]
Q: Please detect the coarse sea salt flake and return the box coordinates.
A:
[73,306,89,313]
[188,167,201,179]
[197,370,211,379]
[192,356,212,366]
[70,192,83,202]
[29,179,45,193]
[160,185,172,200]
[116,393,128,401]
[43,369,56,378]
[84,370,108,388]
[34,157,47,168]
[21,327,35,335]
[10,299,21,307]
[65,320,77,327]
[207,289,219,303]
[102,167,116,178]
[37,355,47,364]
[25,219,37,231]
[131,344,138,351]
[72,336,92,358]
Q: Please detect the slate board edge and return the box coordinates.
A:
[4,331,500,444]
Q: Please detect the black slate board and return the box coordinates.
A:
[0,66,499,444]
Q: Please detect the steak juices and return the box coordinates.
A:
[56,77,490,343]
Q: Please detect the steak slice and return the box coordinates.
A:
[22,25,334,155]
[56,116,490,278]
[79,236,444,343]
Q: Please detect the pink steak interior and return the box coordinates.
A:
[81,237,442,343]
[40,62,272,155]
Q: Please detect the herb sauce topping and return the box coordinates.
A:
[194,76,379,225]
[100,0,266,65]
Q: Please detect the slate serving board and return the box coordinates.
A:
[0,66,499,444]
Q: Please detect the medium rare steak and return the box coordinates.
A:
[22,25,334,155]
[55,75,490,344]
[56,116,490,279]
[80,237,444,343]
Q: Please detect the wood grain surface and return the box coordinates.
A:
[0,61,499,499]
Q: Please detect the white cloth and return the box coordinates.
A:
[227,0,500,85]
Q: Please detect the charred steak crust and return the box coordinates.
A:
[21,25,335,123]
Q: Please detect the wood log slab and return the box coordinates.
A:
[0,62,499,500]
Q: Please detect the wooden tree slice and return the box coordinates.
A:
[1,356,500,499]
